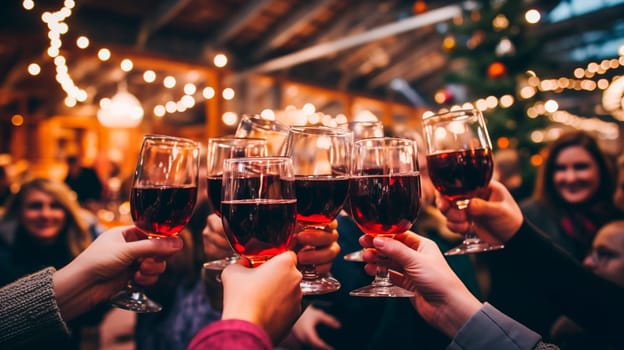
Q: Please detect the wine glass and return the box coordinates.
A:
[422,108,504,255]
[235,114,289,156]
[111,134,200,312]
[202,137,268,271]
[221,157,297,267]
[349,137,421,297]
[282,126,352,295]
[340,120,385,262]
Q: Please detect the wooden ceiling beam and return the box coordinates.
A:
[208,0,274,47]
[135,0,194,49]
[226,4,461,83]
[252,0,336,60]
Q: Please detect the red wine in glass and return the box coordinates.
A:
[426,149,493,203]
[422,108,503,255]
[349,173,421,236]
[294,176,349,225]
[131,186,197,237]
[222,199,297,264]
[206,175,223,217]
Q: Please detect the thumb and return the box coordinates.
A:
[372,237,416,268]
[124,235,183,259]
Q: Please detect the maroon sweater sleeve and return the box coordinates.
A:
[187,319,272,350]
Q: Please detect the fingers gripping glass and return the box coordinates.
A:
[348,137,421,297]
[111,134,200,313]
[422,109,504,255]
[282,126,352,295]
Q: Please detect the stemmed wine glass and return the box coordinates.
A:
[340,120,385,262]
[282,126,352,295]
[349,137,421,297]
[422,108,504,255]
[111,134,200,312]
[235,114,289,156]
[202,137,268,271]
[221,157,297,267]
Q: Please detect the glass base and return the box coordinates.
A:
[343,249,364,262]
[349,283,415,298]
[203,256,239,271]
[445,240,504,256]
[110,289,162,313]
[300,275,341,295]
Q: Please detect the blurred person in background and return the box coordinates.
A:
[613,153,624,212]
[493,148,532,202]
[64,155,104,210]
[0,177,108,349]
[0,165,12,208]
[550,219,624,349]
[485,130,623,337]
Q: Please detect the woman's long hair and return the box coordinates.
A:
[2,178,93,257]
[532,130,615,212]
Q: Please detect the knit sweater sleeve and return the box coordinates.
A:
[0,267,70,348]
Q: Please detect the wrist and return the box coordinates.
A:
[435,291,483,338]
[52,259,96,321]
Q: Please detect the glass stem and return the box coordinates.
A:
[371,255,393,287]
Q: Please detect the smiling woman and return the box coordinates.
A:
[0,177,106,349]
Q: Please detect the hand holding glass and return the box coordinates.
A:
[111,134,199,312]
[282,126,352,295]
[349,137,421,297]
[422,109,503,255]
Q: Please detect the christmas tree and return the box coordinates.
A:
[443,0,554,180]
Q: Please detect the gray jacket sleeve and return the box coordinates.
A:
[0,267,70,348]
[447,303,551,350]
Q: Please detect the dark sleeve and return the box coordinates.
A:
[0,267,70,348]
[448,303,543,350]
[187,319,272,350]
[505,220,624,341]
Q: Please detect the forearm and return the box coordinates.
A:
[52,258,97,321]
[0,268,70,348]
[506,220,624,337]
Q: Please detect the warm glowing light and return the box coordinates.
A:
[222,112,238,126]
[213,54,228,68]
[544,99,559,113]
[525,9,541,24]
[22,0,34,10]
[497,137,509,149]
[499,94,514,108]
[165,101,177,113]
[11,114,24,126]
[302,103,316,114]
[120,59,133,72]
[260,109,275,120]
[27,63,41,76]
[154,105,166,117]
[143,70,156,83]
[222,88,235,100]
[530,154,543,167]
[203,87,215,99]
[184,83,196,95]
[64,96,77,107]
[163,76,176,88]
[97,87,144,128]
[76,36,89,49]
[98,48,111,61]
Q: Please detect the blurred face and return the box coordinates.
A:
[19,189,66,244]
[583,224,624,287]
[552,146,600,204]
[613,170,624,212]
